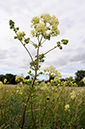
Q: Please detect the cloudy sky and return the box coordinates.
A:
[0,0,85,79]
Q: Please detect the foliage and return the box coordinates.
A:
[82,77,85,84]
[0,74,17,84]
[0,84,85,129]
[75,70,85,82]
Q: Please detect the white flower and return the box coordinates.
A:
[41,86,48,91]
[0,81,3,89]
[31,16,40,24]
[70,91,76,100]
[4,78,7,84]
[64,104,70,111]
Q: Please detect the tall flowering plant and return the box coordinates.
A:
[9,13,68,129]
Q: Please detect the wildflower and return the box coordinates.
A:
[41,85,48,91]
[19,82,23,87]
[50,15,59,25]
[78,89,84,93]
[41,14,51,23]
[64,104,70,111]
[31,16,40,24]
[0,81,3,89]
[4,78,7,84]
[25,103,27,106]
[70,91,76,100]
[6,90,8,93]
[52,86,58,92]
[15,74,24,83]
[16,87,22,95]
[46,82,51,86]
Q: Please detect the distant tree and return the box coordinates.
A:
[25,75,30,79]
[75,70,85,86]
[4,74,17,84]
[0,74,5,82]
[75,70,85,82]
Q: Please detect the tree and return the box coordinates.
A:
[5,73,17,84]
[9,13,68,129]
[44,65,62,81]
[25,75,30,79]
[0,74,5,82]
[75,70,85,82]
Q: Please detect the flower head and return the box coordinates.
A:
[4,78,7,84]
[64,104,70,111]
[0,81,3,89]
[70,91,76,100]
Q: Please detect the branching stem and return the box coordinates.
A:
[16,32,34,62]
[44,46,57,55]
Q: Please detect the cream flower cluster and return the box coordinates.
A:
[31,14,60,38]
[70,91,76,100]
[4,78,7,84]
[44,65,62,77]
[15,74,24,83]
[0,81,3,89]
[64,104,70,111]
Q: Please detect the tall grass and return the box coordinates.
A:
[0,85,85,129]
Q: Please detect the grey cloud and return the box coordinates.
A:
[70,52,85,64]
[0,49,8,60]
[8,48,18,58]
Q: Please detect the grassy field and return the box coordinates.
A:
[0,84,85,129]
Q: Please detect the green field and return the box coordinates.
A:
[0,84,85,129]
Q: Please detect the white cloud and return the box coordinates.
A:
[0,0,85,78]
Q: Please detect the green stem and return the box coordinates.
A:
[16,32,34,62]
[44,46,57,55]
[21,44,40,129]
[20,41,33,62]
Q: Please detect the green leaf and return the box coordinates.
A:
[14,36,17,39]
[59,46,62,50]
[61,39,68,45]
[57,41,60,47]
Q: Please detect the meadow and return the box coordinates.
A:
[0,82,85,129]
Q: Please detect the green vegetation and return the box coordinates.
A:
[0,13,83,129]
[0,80,85,129]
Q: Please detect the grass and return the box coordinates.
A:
[0,84,85,129]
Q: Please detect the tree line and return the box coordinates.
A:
[0,70,85,86]
[0,73,30,84]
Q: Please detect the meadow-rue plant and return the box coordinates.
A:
[70,90,76,100]
[0,81,3,90]
[4,78,7,84]
[64,104,70,111]
[41,85,49,91]
[9,13,68,129]
[15,74,24,83]
[44,65,62,81]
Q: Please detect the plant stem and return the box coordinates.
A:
[16,32,34,62]
[21,92,31,129]
[21,41,33,62]
[44,46,57,56]
[31,102,37,129]
[21,44,39,129]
